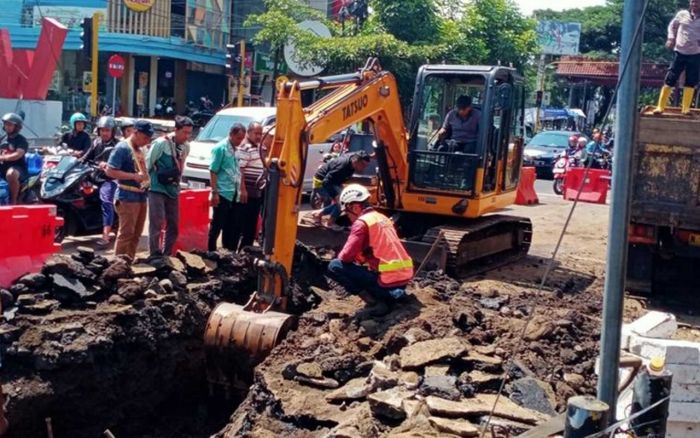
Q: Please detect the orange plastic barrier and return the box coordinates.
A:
[173,188,211,253]
[515,167,539,205]
[0,205,63,288]
[563,168,611,204]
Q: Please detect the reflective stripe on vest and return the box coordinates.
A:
[359,210,413,286]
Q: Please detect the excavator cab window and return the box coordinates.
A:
[408,72,486,194]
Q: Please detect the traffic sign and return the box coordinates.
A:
[108,54,126,79]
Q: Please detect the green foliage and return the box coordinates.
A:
[461,0,538,67]
[245,0,537,107]
[372,0,441,44]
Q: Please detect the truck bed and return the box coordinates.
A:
[634,109,700,230]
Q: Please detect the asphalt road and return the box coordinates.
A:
[62,177,566,254]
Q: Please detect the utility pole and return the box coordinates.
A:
[90,12,101,117]
[597,0,644,418]
[237,40,246,107]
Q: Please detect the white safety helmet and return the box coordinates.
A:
[339,184,370,211]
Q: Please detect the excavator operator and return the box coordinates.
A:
[328,184,414,317]
[437,95,481,153]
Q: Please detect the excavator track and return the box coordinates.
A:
[421,214,532,278]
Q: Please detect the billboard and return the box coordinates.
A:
[537,21,581,55]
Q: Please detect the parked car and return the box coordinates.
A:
[182,107,276,188]
[523,130,586,179]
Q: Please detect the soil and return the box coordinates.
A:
[3,197,698,437]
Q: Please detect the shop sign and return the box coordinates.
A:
[254,53,287,75]
[31,7,105,29]
[124,0,156,13]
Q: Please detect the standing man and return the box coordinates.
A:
[120,118,136,139]
[0,113,28,205]
[208,123,247,251]
[146,116,193,258]
[85,116,120,247]
[328,184,413,317]
[655,0,700,114]
[310,151,371,230]
[438,95,481,153]
[105,120,153,260]
[233,121,265,250]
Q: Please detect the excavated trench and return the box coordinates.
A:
[1,245,604,437]
[0,247,325,438]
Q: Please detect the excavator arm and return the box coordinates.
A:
[259,58,410,307]
[204,59,413,364]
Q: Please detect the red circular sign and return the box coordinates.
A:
[108,54,126,79]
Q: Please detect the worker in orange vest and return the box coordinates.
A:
[328,184,414,316]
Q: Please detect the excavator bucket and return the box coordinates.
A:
[204,302,296,358]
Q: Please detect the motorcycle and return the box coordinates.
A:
[0,149,43,205]
[40,150,114,242]
[552,151,578,195]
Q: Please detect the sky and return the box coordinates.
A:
[516,0,607,16]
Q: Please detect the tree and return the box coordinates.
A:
[461,0,538,67]
[372,0,441,44]
[246,0,537,109]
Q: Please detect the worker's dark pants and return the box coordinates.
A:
[665,51,700,87]
[208,197,240,251]
[328,259,405,301]
[235,197,263,250]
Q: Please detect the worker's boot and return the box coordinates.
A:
[682,87,695,114]
[653,85,672,114]
[356,291,389,318]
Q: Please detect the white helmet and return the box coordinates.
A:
[339,184,370,211]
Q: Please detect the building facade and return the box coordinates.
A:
[1,0,231,118]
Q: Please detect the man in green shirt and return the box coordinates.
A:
[146,115,193,258]
[208,123,248,251]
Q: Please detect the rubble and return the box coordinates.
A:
[216,267,603,437]
[399,337,468,369]
[428,416,479,437]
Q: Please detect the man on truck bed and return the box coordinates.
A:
[654,0,700,114]
[328,184,413,317]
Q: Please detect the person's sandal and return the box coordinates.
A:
[96,238,110,247]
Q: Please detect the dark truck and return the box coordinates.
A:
[626,108,700,294]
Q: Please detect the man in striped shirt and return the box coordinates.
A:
[233,122,265,250]
[655,0,700,114]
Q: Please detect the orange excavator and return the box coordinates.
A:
[205,58,532,367]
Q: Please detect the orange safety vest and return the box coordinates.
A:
[359,210,414,287]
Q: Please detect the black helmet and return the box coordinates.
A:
[97,116,117,129]
[2,113,23,130]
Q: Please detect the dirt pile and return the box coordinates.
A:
[216,271,602,438]
[0,248,258,438]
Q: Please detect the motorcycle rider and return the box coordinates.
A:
[62,112,92,156]
[582,133,610,168]
[86,116,120,247]
[0,113,28,204]
[566,135,579,156]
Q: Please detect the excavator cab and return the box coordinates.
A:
[407,65,526,203]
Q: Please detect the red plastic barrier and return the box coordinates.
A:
[0,205,63,288]
[173,189,211,252]
[563,168,611,204]
[515,167,539,205]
